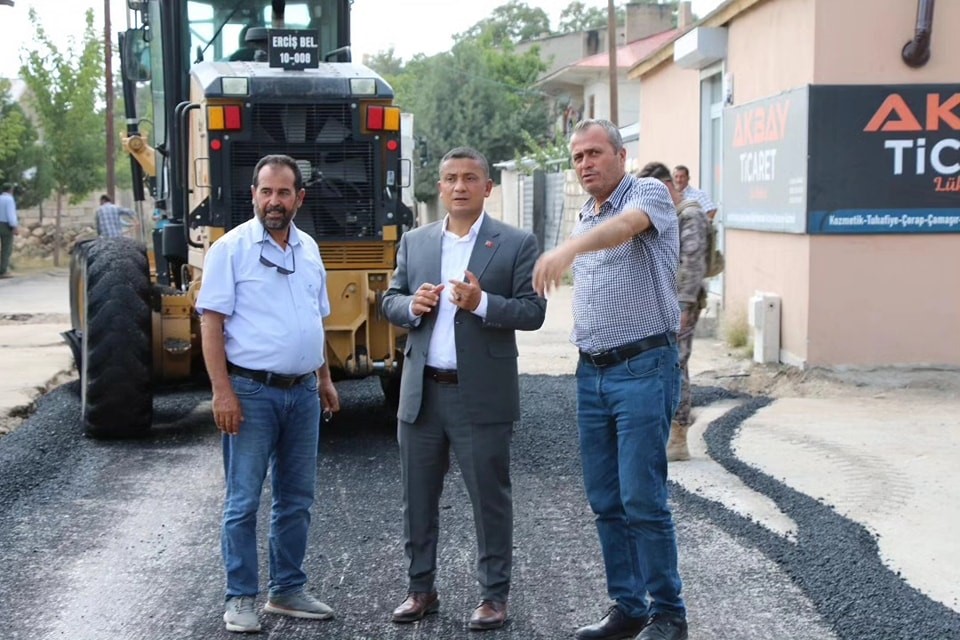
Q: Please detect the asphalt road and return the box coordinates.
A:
[1,375,957,639]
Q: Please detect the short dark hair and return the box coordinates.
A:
[252,154,304,192]
[673,165,690,177]
[637,161,672,182]
[0,183,12,192]
[100,194,112,204]
[438,147,490,179]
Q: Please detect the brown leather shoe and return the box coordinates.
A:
[391,592,439,623]
[468,599,507,630]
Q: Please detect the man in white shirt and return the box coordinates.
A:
[0,183,19,277]
[381,147,546,631]
[672,165,717,221]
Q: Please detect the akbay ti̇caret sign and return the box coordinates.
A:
[807,84,960,234]
[722,87,809,233]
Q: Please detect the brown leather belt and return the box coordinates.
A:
[579,332,675,368]
[227,362,315,389]
[424,365,459,384]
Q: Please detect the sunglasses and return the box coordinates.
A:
[259,233,296,275]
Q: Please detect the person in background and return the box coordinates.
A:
[381,146,546,631]
[95,194,137,238]
[195,154,340,634]
[0,183,19,278]
[534,120,688,640]
[672,165,717,221]
[637,162,710,462]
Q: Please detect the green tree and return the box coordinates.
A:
[19,8,105,213]
[393,37,550,202]
[0,78,52,209]
[557,1,609,32]
[456,0,551,47]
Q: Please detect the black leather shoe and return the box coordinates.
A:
[391,592,439,623]
[636,612,688,640]
[468,599,507,630]
[574,605,648,640]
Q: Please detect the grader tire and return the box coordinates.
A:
[80,238,153,438]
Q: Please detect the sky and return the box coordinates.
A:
[0,0,723,79]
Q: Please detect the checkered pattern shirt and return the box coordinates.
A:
[95,203,135,238]
[682,185,716,213]
[571,175,680,354]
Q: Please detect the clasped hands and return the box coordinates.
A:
[412,270,481,316]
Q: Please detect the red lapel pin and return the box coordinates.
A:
[485,240,494,248]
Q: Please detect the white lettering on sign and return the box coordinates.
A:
[884,138,960,175]
[738,149,778,183]
[299,35,316,47]
[272,35,299,48]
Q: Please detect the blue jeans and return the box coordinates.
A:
[576,343,685,619]
[221,373,320,599]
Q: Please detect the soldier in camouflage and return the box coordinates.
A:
[636,162,710,462]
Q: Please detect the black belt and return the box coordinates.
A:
[579,332,675,368]
[227,363,315,389]
[424,365,459,385]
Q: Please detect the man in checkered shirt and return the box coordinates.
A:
[533,119,687,640]
[95,194,136,238]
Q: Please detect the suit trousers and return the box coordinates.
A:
[398,377,513,601]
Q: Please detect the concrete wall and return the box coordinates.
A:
[636,64,700,180]
[633,0,960,367]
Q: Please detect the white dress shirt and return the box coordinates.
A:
[422,213,489,369]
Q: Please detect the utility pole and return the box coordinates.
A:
[607,0,619,125]
[104,0,116,200]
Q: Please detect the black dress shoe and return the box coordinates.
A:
[575,605,648,640]
[468,599,507,630]
[636,613,688,640]
[391,592,439,623]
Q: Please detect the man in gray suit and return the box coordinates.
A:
[382,147,546,631]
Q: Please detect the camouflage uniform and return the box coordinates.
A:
[674,198,710,427]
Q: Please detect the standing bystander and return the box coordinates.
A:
[534,120,688,640]
[672,165,717,221]
[95,194,137,238]
[637,162,710,462]
[195,154,340,634]
[0,183,19,277]
[381,146,546,631]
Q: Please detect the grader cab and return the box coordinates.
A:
[64,0,413,437]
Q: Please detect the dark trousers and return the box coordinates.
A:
[0,222,13,275]
[398,378,514,601]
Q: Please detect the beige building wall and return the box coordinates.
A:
[636,66,700,181]
[722,0,817,363]
[813,0,960,85]
[800,0,960,366]
[807,235,960,366]
[724,231,811,365]
[634,0,960,367]
[725,0,815,104]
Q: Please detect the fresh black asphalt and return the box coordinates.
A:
[0,376,956,639]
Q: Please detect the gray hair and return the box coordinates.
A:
[570,119,623,153]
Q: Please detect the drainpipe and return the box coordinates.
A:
[902,0,935,68]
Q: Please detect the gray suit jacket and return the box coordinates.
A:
[381,215,546,425]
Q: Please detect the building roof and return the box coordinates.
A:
[535,28,679,87]
[627,0,770,79]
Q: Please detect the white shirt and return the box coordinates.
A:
[682,185,716,213]
[195,216,331,374]
[422,212,489,369]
